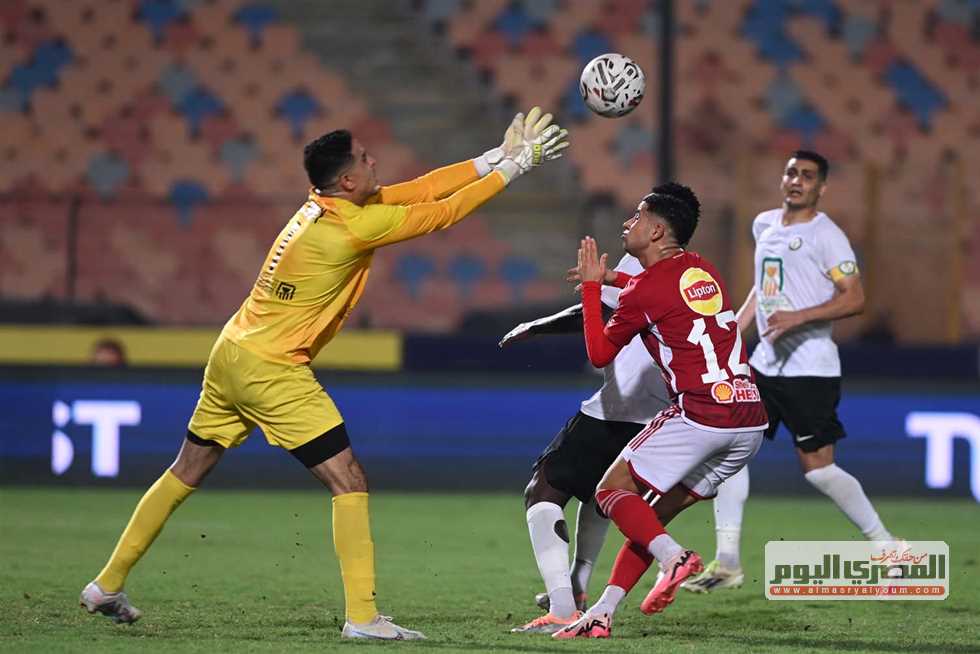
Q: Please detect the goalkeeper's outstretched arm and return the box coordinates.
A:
[375,107,569,206]
[376,161,485,206]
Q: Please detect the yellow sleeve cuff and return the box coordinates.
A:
[829,260,859,282]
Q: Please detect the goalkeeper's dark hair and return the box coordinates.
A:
[304,130,353,189]
[643,182,700,247]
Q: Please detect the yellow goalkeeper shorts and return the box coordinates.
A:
[187,337,344,450]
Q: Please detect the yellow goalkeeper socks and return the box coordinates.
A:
[95,469,195,592]
[332,492,378,624]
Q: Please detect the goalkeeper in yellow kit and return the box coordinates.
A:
[80,108,569,640]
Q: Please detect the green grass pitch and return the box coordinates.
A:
[1,488,977,653]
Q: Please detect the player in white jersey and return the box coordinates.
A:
[500,253,669,634]
[684,150,897,592]
[500,183,699,634]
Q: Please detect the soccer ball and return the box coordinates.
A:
[580,53,646,118]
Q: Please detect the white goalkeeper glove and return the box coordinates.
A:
[475,113,522,176]
[476,107,569,184]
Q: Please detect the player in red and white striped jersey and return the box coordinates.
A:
[556,185,766,640]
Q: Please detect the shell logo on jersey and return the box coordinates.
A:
[711,379,760,404]
[711,381,735,404]
[679,267,723,316]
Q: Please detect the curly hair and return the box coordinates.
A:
[642,182,700,247]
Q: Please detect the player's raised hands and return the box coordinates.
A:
[566,264,619,287]
[576,236,608,285]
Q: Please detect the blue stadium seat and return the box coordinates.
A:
[780,104,825,143]
[937,0,980,25]
[884,61,947,129]
[614,123,655,166]
[6,40,73,107]
[764,72,805,122]
[499,256,538,302]
[395,254,436,299]
[138,0,185,41]
[640,6,661,36]
[234,3,280,43]
[493,3,542,48]
[87,152,130,199]
[7,65,42,107]
[798,0,841,29]
[757,30,803,66]
[560,77,590,122]
[220,137,259,182]
[448,254,487,296]
[842,13,876,60]
[175,86,225,136]
[571,29,615,65]
[33,40,73,83]
[741,1,803,65]
[276,89,320,139]
[168,180,209,226]
[523,0,560,26]
[158,63,197,104]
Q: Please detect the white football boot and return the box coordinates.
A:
[341,615,426,640]
[680,559,744,593]
[79,581,143,624]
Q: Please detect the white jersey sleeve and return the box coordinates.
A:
[601,254,645,310]
[815,219,859,280]
[751,211,776,242]
[582,253,670,424]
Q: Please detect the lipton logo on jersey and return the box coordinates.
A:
[679,267,723,316]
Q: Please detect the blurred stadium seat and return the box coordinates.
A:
[0,0,539,333]
[415,0,980,343]
[1,0,978,339]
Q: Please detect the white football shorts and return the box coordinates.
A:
[621,406,764,499]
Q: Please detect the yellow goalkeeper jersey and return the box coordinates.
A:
[221,161,506,365]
